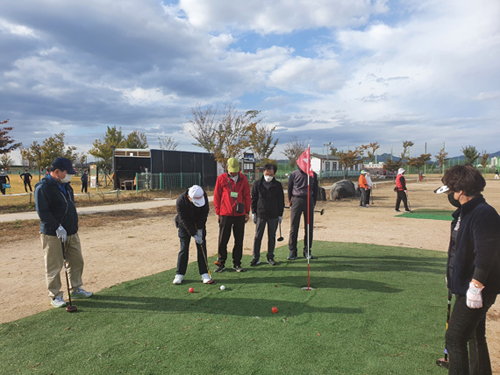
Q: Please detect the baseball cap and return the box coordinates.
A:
[434,185,450,194]
[360,170,366,174]
[188,185,205,207]
[227,158,240,173]
[51,157,77,174]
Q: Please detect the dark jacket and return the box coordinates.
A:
[81,173,88,183]
[447,195,500,296]
[175,190,209,237]
[251,177,285,219]
[35,175,78,236]
[287,169,318,204]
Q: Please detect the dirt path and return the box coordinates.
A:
[1,178,499,372]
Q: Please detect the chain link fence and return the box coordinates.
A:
[134,172,201,191]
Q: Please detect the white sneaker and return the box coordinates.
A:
[173,274,183,284]
[70,287,93,299]
[51,295,67,308]
[201,273,212,284]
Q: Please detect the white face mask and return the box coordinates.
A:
[230,175,238,182]
[264,175,273,182]
[60,174,73,183]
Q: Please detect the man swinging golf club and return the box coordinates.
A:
[173,185,213,284]
[250,163,285,266]
[35,157,92,308]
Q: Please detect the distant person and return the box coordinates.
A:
[419,170,424,182]
[287,165,319,260]
[213,158,251,273]
[434,165,500,373]
[173,185,213,285]
[81,170,88,193]
[20,169,33,192]
[495,170,499,180]
[0,169,10,195]
[358,170,368,208]
[35,157,92,308]
[365,172,373,206]
[395,168,411,212]
[250,164,285,266]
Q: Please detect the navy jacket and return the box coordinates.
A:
[287,169,318,204]
[35,175,79,236]
[447,195,500,296]
[175,190,209,237]
[251,177,285,219]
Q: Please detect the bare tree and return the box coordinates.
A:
[360,142,380,163]
[158,136,179,150]
[187,103,258,167]
[282,136,308,169]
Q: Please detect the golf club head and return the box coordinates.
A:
[320,209,324,215]
[435,359,449,369]
[66,305,77,313]
[214,260,222,266]
[277,236,284,242]
[206,279,215,284]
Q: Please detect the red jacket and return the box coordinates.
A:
[214,172,251,217]
[395,174,406,191]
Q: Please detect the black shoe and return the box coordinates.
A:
[267,258,277,266]
[214,264,226,273]
[287,253,298,260]
[395,209,401,212]
[233,265,245,272]
[249,259,260,266]
[303,251,316,259]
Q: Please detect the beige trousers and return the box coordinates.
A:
[41,233,84,298]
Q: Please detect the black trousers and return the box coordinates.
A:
[359,188,367,207]
[446,293,497,375]
[81,182,88,193]
[395,190,409,211]
[176,226,208,276]
[288,196,314,256]
[365,189,371,205]
[253,217,279,260]
[24,181,32,192]
[218,215,245,267]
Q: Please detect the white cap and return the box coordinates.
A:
[188,185,205,207]
[434,185,450,194]
[398,168,405,175]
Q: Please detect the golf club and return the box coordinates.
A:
[196,235,215,284]
[436,289,452,369]
[277,221,284,242]
[405,191,412,212]
[61,241,77,313]
[214,218,222,266]
[284,206,325,215]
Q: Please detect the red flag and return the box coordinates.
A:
[296,147,313,177]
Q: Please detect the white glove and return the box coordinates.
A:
[193,234,203,245]
[56,225,67,242]
[196,229,203,238]
[278,216,282,223]
[252,213,257,224]
[466,282,484,309]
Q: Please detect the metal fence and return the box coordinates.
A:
[135,172,201,191]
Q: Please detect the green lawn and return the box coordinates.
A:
[1,242,449,374]
[398,209,454,221]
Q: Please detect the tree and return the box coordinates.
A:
[360,142,380,163]
[0,154,13,169]
[1,119,22,155]
[188,103,258,167]
[435,148,449,175]
[408,153,432,172]
[24,133,77,172]
[282,136,308,169]
[480,150,490,168]
[329,144,338,156]
[400,141,414,165]
[337,148,362,179]
[124,130,148,149]
[158,136,179,150]
[384,158,402,179]
[89,126,125,168]
[461,145,480,165]
[248,119,278,163]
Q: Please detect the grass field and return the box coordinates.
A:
[398,209,454,221]
[0,241,449,375]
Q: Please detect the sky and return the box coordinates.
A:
[1,0,500,163]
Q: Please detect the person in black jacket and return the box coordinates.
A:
[81,170,88,193]
[0,169,10,195]
[435,165,500,373]
[20,169,33,192]
[250,164,285,266]
[173,185,213,285]
[35,157,92,309]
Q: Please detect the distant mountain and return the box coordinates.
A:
[375,151,500,163]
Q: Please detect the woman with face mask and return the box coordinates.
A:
[434,165,500,374]
[35,157,92,309]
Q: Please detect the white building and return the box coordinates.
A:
[310,153,364,177]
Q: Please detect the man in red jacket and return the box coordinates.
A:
[213,157,251,273]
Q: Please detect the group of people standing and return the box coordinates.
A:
[173,157,318,284]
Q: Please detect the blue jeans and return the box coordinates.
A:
[446,293,497,375]
[176,227,208,276]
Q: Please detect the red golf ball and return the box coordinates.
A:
[272,306,278,313]
[189,287,194,293]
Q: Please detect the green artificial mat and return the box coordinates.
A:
[398,209,454,221]
[1,242,449,374]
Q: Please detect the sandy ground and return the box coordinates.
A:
[1,178,499,372]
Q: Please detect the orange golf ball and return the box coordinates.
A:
[272,306,278,313]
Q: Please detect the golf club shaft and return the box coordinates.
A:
[445,289,452,361]
[197,241,212,280]
[61,241,73,307]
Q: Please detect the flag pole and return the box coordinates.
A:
[307,145,311,290]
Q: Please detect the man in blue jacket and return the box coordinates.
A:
[35,157,92,308]
[250,164,285,266]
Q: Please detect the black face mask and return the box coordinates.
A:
[448,192,461,208]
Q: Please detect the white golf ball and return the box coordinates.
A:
[220,285,226,291]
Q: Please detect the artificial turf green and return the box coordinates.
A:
[398,209,454,221]
[1,242,449,374]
